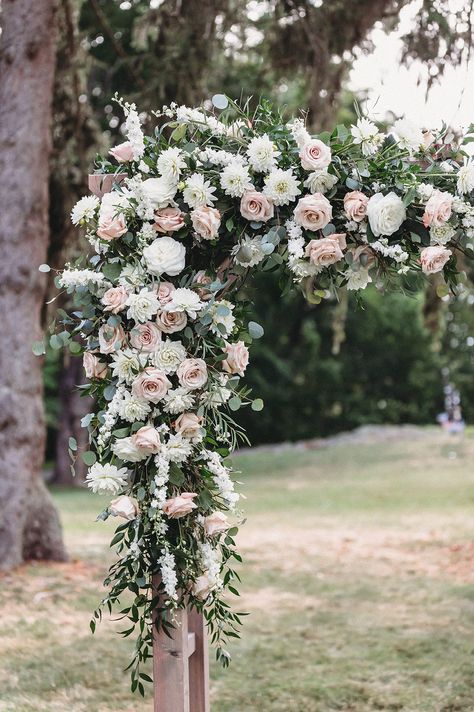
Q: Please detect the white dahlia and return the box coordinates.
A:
[263,168,301,206]
[86,463,128,495]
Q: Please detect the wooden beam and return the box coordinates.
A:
[188,607,210,712]
[153,605,190,712]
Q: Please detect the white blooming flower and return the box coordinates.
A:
[263,168,301,206]
[457,160,474,195]
[417,183,434,201]
[162,387,195,414]
[119,263,146,288]
[202,450,239,508]
[111,349,147,384]
[157,147,186,182]
[86,463,128,495]
[371,238,408,263]
[440,161,455,173]
[367,192,406,237]
[233,236,267,268]
[287,118,311,149]
[143,236,186,277]
[345,268,372,291]
[350,118,382,156]
[126,288,160,323]
[430,224,456,245]
[247,134,279,172]
[183,173,217,208]
[141,177,177,210]
[124,102,145,159]
[304,170,338,194]
[71,195,99,225]
[164,433,193,463]
[204,299,236,337]
[220,162,253,197]
[392,118,424,153]
[159,549,178,601]
[200,385,232,408]
[152,340,187,374]
[58,268,106,289]
[165,287,204,318]
[118,391,151,422]
[112,436,146,462]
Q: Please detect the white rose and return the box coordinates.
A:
[367,192,406,237]
[143,236,186,277]
[112,436,146,462]
[141,177,177,209]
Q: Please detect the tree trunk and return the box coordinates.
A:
[0,0,67,569]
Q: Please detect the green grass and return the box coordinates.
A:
[2,429,474,711]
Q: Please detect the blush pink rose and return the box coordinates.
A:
[191,206,221,240]
[222,341,249,377]
[422,190,453,228]
[130,322,162,352]
[131,367,171,403]
[203,512,229,537]
[97,213,127,240]
[194,270,213,300]
[83,352,108,379]
[300,139,332,171]
[177,358,208,390]
[420,246,451,274]
[193,574,214,600]
[240,190,274,222]
[102,286,129,314]
[174,412,203,440]
[305,234,346,267]
[109,495,139,520]
[343,191,369,223]
[133,425,161,454]
[156,310,187,333]
[162,492,198,519]
[153,207,186,234]
[351,244,376,269]
[98,324,126,354]
[294,193,332,231]
[157,281,176,305]
[109,141,135,163]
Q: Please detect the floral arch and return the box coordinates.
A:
[49,95,474,692]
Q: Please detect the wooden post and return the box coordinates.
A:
[153,578,210,712]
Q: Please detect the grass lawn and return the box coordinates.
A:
[1,428,474,711]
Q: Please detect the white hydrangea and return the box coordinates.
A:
[165,287,204,318]
[111,349,147,384]
[392,118,424,153]
[157,147,186,182]
[126,288,160,323]
[350,118,383,156]
[118,391,151,422]
[304,170,338,194]
[346,268,372,291]
[152,340,187,374]
[220,162,253,198]
[163,387,195,414]
[86,463,128,495]
[246,134,279,172]
[59,268,106,289]
[457,160,474,195]
[183,173,217,208]
[263,168,301,206]
[430,224,456,245]
[71,195,100,225]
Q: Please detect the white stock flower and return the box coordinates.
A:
[124,103,145,159]
[371,239,408,263]
[71,195,99,225]
[220,162,253,197]
[143,236,186,277]
[392,118,424,153]
[246,134,279,172]
[457,160,474,195]
[59,269,106,289]
[263,168,301,206]
[183,173,217,208]
[118,391,151,422]
[287,118,311,149]
[112,436,146,462]
[157,147,186,182]
[304,170,338,194]
[86,463,128,495]
[126,288,160,323]
[163,387,195,414]
[165,287,204,318]
[367,192,406,237]
[350,118,382,156]
[141,177,177,209]
[152,340,187,374]
[111,349,147,384]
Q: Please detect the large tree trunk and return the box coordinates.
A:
[0,0,67,569]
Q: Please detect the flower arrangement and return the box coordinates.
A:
[45,95,474,693]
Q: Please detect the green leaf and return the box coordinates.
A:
[38,263,51,273]
[436,283,449,298]
[248,321,264,339]
[69,341,82,354]
[68,437,78,451]
[168,463,185,486]
[251,398,264,412]
[102,262,122,282]
[81,451,97,466]
[49,334,63,350]
[228,396,242,411]
[32,340,45,356]
[171,123,187,142]
[212,94,229,109]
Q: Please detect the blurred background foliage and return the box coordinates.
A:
[46,0,474,471]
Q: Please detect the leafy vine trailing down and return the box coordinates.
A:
[38,95,474,693]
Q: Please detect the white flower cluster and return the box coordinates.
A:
[159,549,178,601]
[202,450,239,509]
[124,102,145,160]
[59,268,107,289]
[371,239,409,263]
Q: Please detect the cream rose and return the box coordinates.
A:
[174,412,203,440]
[420,246,451,274]
[83,352,108,379]
[177,358,208,390]
[367,192,406,236]
[97,213,127,241]
[191,206,221,240]
[109,495,139,520]
[141,177,177,209]
[156,310,187,333]
[203,512,229,536]
[193,573,215,600]
[109,141,135,163]
[102,286,129,314]
[133,425,161,454]
[294,193,332,231]
[240,190,274,222]
[222,341,249,377]
[162,492,198,519]
[112,436,145,462]
[98,324,126,354]
[343,191,369,223]
[143,236,186,277]
[153,207,186,234]
[131,367,171,403]
[300,139,331,171]
[422,190,453,228]
[305,234,346,267]
[130,322,162,352]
